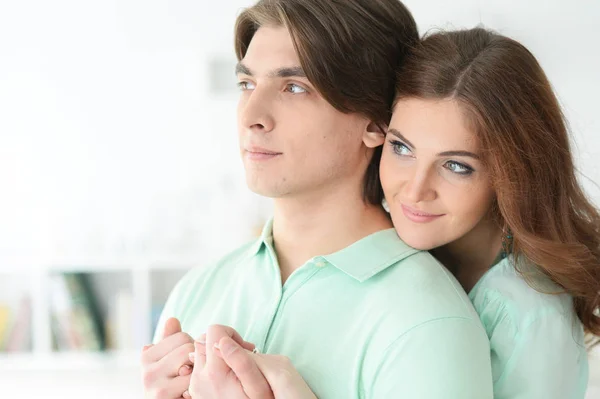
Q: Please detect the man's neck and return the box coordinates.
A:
[271,187,392,284]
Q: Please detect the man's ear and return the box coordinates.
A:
[363,121,387,148]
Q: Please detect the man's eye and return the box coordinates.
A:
[285,84,307,94]
[237,81,256,91]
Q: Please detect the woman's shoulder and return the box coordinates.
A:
[469,255,581,337]
[468,256,588,395]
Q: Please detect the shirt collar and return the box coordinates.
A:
[247,219,420,282]
[322,228,420,282]
[247,217,273,257]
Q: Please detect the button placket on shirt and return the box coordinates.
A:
[314,256,327,268]
[262,258,326,352]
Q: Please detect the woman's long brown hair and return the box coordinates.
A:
[395,27,600,334]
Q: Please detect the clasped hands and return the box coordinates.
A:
[141,318,316,399]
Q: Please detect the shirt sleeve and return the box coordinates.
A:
[491,309,588,399]
[367,317,494,399]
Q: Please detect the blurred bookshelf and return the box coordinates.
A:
[0,257,201,372]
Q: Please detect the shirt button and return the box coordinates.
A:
[315,260,326,268]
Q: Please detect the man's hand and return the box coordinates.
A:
[141,318,195,399]
[187,325,275,399]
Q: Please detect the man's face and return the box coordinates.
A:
[236,26,376,199]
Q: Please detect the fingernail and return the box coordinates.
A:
[142,344,153,351]
[219,337,237,356]
[183,390,191,399]
[179,364,192,376]
[213,342,221,350]
[188,352,195,362]
[195,333,206,344]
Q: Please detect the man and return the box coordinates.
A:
[142,1,493,398]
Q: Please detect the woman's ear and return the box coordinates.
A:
[363,121,387,148]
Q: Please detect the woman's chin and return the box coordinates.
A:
[396,231,439,251]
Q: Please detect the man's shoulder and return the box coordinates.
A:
[181,239,261,284]
[157,238,263,332]
[384,251,472,305]
[366,251,481,328]
[167,239,261,302]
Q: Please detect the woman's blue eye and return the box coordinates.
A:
[389,140,412,156]
[445,161,474,176]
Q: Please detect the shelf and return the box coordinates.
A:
[0,256,201,273]
[0,256,194,372]
[0,350,141,371]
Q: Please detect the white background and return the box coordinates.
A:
[0,0,598,397]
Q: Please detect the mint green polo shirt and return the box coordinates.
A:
[469,255,588,398]
[156,220,493,398]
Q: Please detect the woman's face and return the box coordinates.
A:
[380,98,496,250]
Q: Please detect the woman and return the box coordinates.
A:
[190,27,600,398]
[378,27,598,398]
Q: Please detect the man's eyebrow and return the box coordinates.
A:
[235,62,252,76]
[235,63,307,79]
[269,66,306,78]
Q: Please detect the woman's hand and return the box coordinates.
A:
[189,325,317,399]
[186,324,274,399]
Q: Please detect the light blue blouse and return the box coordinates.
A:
[469,255,589,398]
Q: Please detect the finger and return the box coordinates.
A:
[219,336,274,399]
[147,375,191,399]
[188,338,208,396]
[222,328,256,352]
[205,325,234,377]
[142,332,194,363]
[161,317,182,340]
[192,331,254,356]
[178,364,193,376]
[156,341,195,378]
[201,327,256,352]
[191,335,207,368]
[240,340,256,352]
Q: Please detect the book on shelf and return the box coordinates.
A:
[0,304,11,351]
[0,297,32,352]
[104,290,135,351]
[50,273,105,351]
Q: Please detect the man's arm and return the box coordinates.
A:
[367,317,493,399]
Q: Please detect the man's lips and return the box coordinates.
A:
[244,146,282,160]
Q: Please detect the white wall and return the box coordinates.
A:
[0,0,264,261]
[1,0,598,260]
[0,0,599,398]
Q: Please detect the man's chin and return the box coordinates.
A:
[246,181,284,199]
